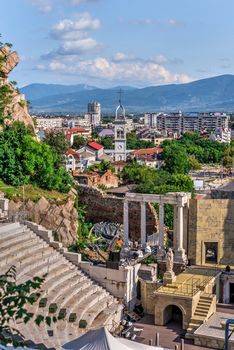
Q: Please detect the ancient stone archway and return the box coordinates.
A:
[163,304,184,328]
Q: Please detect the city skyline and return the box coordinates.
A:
[2,0,234,87]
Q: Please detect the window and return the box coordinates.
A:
[205,242,218,264]
[117,128,124,139]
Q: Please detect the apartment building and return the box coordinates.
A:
[144,112,230,134]
[35,117,63,129]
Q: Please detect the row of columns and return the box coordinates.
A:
[123,200,186,262]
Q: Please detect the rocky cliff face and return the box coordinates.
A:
[0,46,34,127]
[8,190,78,247]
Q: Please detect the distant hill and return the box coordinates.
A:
[21,75,234,114]
[21,83,97,101]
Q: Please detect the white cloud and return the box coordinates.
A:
[60,37,102,54]
[29,0,52,13]
[122,18,185,28]
[45,13,102,57]
[69,0,98,5]
[51,13,101,35]
[112,52,136,62]
[38,55,191,85]
[152,55,169,65]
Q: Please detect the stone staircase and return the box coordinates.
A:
[186,293,216,339]
[0,222,123,350]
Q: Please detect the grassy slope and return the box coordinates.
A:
[0,179,69,204]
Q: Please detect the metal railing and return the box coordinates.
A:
[158,269,218,297]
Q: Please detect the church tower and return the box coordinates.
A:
[114,92,127,161]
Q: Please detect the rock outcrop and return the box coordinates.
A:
[8,190,78,246]
[0,46,34,127]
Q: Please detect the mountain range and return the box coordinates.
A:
[20,75,234,114]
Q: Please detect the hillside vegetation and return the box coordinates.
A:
[0,41,72,194]
[0,179,69,203]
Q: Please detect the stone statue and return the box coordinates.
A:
[166,248,174,272]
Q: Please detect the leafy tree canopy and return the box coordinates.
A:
[72,135,87,149]
[0,122,72,192]
[98,136,114,149]
[127,131,155,150]
[0,266,56,347]
[87,160,114,173]
[121,161,194,194]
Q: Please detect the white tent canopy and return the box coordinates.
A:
[62,327,171,350]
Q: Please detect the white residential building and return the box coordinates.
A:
[35,117,63,129]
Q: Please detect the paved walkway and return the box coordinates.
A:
[133,315,215,350]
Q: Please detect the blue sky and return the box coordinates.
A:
[1,0,234,87]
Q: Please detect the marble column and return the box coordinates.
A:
[177,205,183,250]
[175,205,186,263]
[156,203,165,260]
[123,200,129,247]
[159,204,164,248]
[173,205,178,251]
[140,201,146,246]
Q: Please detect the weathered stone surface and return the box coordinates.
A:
[8,190,78,247]
[0,46,34,127]
[188,198,234,265]
[0,46,19,77]
[77,185,158,241]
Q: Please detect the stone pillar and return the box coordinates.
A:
[223,277,230,304]
[157,203,165,259]
[175,205,186,263]
[177,205,183,250]
[173,205,177,251]
[159,204,164,248]
[123,200,129,246]
[140,201,146,246]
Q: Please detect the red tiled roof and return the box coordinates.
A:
[66,149,78,155]
[131,147,163,156]
[87,141,104,150]
[64,128,89,133]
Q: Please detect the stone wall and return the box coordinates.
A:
[8,190,78,247]
[188,198,234,265]
[154,293,200,330]
[194,335,225,350]
[77,185,158,241]
[140,280,161,314]
[79,262,141,310]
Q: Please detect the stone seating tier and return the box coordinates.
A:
[0,222,123,350]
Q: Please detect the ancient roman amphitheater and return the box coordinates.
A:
[0,221,123,349]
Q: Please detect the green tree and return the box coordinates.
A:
[127,131,155,150]
[223,155,233,169]
[0,266,56,347]
[43,130,69,166]
[99,136,114,149]
[189,155,202,170]
[0,122,72,192]
[72,135,86,149]
[163,142,190,174]
[87,160,114,173]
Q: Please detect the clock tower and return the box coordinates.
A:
[114,92,127,161]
